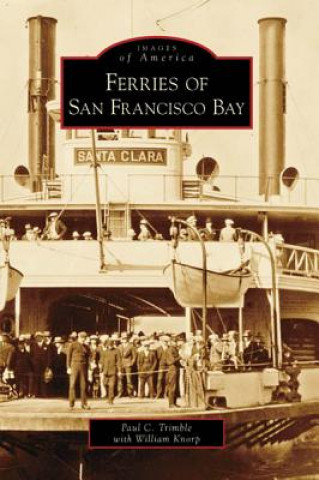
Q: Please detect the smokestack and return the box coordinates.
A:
[28,16,57,192]
[258,17,287,198]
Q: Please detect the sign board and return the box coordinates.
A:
[61,37,252,129]
[74,148,167,165]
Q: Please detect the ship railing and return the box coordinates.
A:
[2,173,319,205]
[280,243,319,278]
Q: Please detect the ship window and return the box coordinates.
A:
[281,167,299,191]
[196,157,219,181]
[14,165,30,187]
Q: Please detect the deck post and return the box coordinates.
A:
[238,304,244,355]
[14,287,21,337]
[268,289,277,368]
[275,284,282,368]
[185,307,192,337]
[91,129,107,270]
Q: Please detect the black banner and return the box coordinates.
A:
[89,419,224,449]
[61,37,252,129]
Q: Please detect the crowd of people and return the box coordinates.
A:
[1,213,243,243]
[0,329,271,409]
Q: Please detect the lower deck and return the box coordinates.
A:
[0,396,318,433]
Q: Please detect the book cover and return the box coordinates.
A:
[0,0,319,479]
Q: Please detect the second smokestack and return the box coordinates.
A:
[259,17,287,198]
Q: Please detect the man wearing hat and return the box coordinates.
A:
[138,219,152,241]
[42,212,67,240]
[156,335,170,398]
[117,333,137,398]
[42,330,55,396]
[252,333,270,368]
[200,217,216,241]
[52,337,68,397]
[137,341,157,398]
[186,215,198,241]
[83,231,93,240]
[166,338,181,408]
[68,331,78,343]
[0,333,15,383]
[243,330,258,369]
[98,335,109,398]
[22,224,35,241]
[88,335,100,398]
[14,336,33,398]
[67,331,90,409]
[219,219,237,242]
[30,332,49,398]
[100,337,121,405]
[4,217,16,240]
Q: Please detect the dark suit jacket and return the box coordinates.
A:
[100,348,121,376]
[119,343,137,368]
[166,346,180,370]
[243,341,259,365]
[31,342,48,372]
[137,350,157,374]
[52,349,67,376]
[67,341,90,369]
[200,227,216,241]
[14,348,33,374]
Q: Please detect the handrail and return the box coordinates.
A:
[280,243,319,278]
[3,173,319,204]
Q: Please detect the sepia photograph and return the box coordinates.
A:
[0,0,319,478]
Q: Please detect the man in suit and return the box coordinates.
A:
[166,338,181,408]
[30,332,48,398]
[67,331,90,409]
[23,333,34,397]
[14,335,33,398]
[200,217,216,241]
[117,334,137,398]
[156,335,169,398]
[138,341,157,398]
[52,337,68,397]
[243,330,259,369]
[42,330,55,397]
[100,338,121,405]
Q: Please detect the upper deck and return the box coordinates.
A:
[6,239,319,294]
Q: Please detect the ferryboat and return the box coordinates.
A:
[0,15,318,458]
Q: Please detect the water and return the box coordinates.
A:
[84,429,319,480]
[0,429,318,479]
